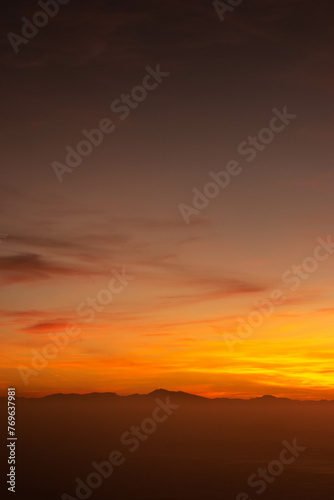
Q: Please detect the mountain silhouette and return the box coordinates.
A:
[16,389,334,404]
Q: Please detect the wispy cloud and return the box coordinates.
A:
[0,252,102,285]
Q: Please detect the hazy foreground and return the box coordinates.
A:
[1,390,334,499]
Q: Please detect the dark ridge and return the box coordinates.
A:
[147,389,207,400]
[2,390,333,402]
[250,395,292,402]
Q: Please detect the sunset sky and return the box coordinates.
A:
[1,0,334,398]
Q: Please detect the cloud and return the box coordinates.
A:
[159,278,268,305]
[21,321,70,334]
[0,252,101,285]
[316,308,334,315]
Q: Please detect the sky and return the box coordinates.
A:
[1,0,334,398]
